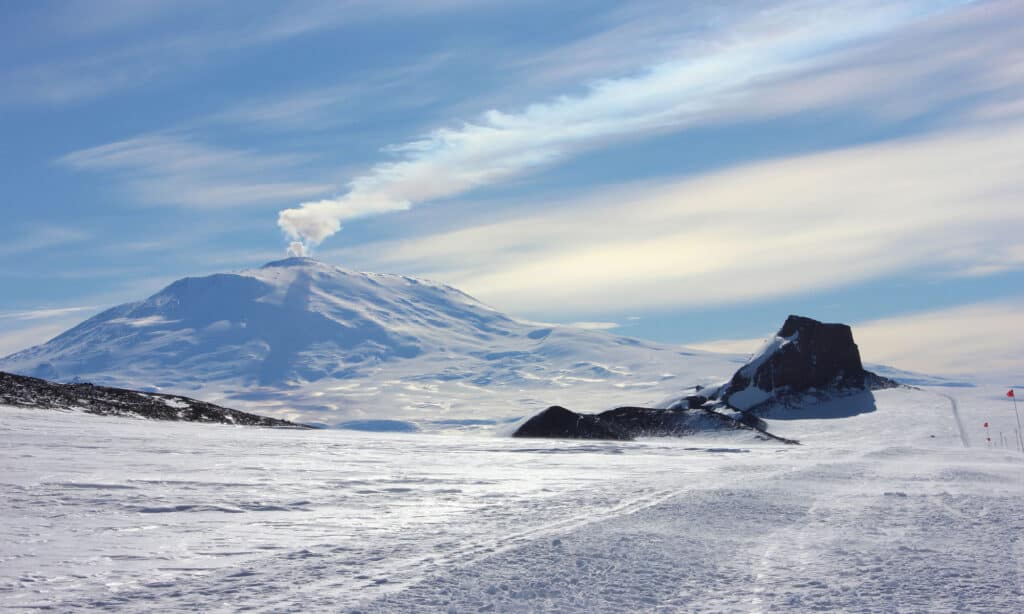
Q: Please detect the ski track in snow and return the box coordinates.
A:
[2,386,1023,613]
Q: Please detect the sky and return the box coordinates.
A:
[1,0,1022,380]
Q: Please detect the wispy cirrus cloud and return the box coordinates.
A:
[568,321,621,331]
[853,299,1024,379]
[209,53,453,131]
[0,226,91,257]
[742,0,1024,123]
[0,305,101,357]
[276,0,978,249]
[1,0,516,105]
[57,134,332,208]
[327,120,1024,315]
[0,306,99,322]
[0,322,76,357]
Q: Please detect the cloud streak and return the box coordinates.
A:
[853,299,1024,379]
[59,134,332,208]
[328,120,1024,315]
[0,306,98,322]
[0,226,91,257]
[1,0,512,105]
[277,0,966,248]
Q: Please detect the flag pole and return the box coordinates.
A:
[1011,390,1023,453]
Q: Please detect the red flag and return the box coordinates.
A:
[984,422,989,428]
[1009,389,1016,398]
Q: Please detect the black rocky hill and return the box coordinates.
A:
[718,314,896,411]
[513,404,798,444]
[515,314,895,441]
[0,371,310,428]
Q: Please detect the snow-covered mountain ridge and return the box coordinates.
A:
[0,258,739,427]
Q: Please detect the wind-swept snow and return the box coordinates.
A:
[2,383,1021,612]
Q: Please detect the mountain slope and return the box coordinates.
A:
[3,258,510,386]
[0,258,738,427]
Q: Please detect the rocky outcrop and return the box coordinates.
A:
[513,404,797,443]
[513,405,630,440]
[720,315,896,410]
[514,315,892,441]
[0,371,310,427]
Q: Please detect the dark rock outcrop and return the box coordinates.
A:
[721,314,896,410]
[0,371,310,428]
[515,315,892,441]
[513,405,630,440]
[514,404,797,443]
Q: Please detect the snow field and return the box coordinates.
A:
[3,385,1023,612]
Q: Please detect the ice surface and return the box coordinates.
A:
[3,382,1022,612]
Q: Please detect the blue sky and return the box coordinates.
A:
[1,0,1022,378]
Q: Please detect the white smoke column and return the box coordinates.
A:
[287,241,306,257]
[276,1,961,250]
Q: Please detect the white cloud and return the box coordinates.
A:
[0,306,102,357]
[0,306,98,322]
[209,53,453,131]
[567,321,621,331]
[727,1,1023,123]
[327,121,1024,315]
[505,1,724,87]
[0,226,91,257]
[687,338,765,357]
[107,315,177,327]
[852,300,1024,379]
[278,0,975,248]
[211,86,358,129]
[0,323,74,358]
[58,134,332,208]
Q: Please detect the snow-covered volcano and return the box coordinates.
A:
[3,258,525,387]
[0,258,738,426]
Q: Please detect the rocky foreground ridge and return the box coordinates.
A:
[0,371,309,428]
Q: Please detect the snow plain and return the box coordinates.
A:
[3,384,1022,612]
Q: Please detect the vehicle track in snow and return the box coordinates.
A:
[936,392,969,448]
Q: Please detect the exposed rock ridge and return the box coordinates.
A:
[513,404,798,444]
[0,371,310,428]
